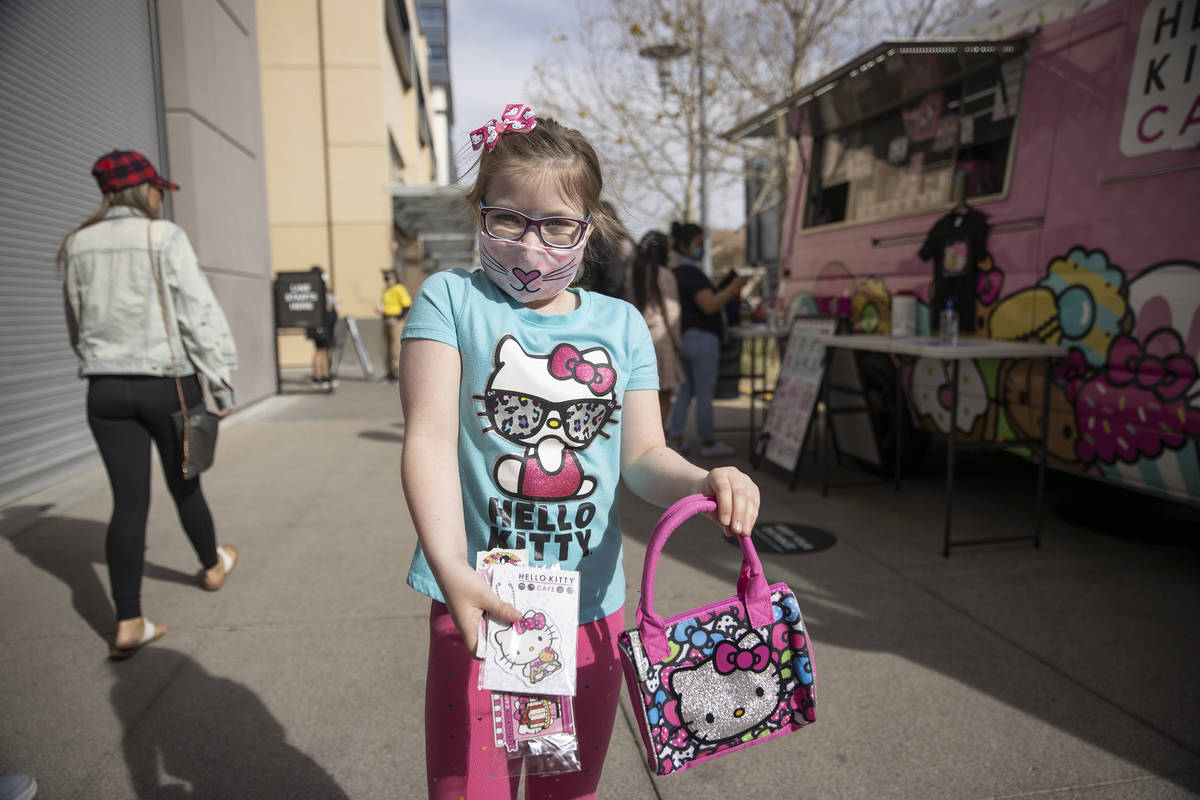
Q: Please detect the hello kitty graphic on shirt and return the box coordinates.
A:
[477,335,619,501]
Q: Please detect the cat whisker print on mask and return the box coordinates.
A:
[480,247,511,278]
[539,258,581,284]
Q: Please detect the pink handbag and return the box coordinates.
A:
[617,494,817,776]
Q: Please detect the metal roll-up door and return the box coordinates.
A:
[0,0,164,506]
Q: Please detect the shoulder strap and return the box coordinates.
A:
[147,224,191,440]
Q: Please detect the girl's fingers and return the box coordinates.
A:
[712,476,733,528]
[478,588,522,625]
[705,467,760,537]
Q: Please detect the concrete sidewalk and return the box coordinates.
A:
[2,377,1199,799]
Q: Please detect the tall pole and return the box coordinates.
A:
[697,0,711,277]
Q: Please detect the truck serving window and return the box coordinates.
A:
[804,54,1024,228]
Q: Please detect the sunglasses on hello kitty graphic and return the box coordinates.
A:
[479,389,618,445]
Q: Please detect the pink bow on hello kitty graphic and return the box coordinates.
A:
[549,344,616,395]
[513,612,547,634]
[470,104,539,152]
[713,641,771,675]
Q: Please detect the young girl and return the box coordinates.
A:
[399,106,761,799]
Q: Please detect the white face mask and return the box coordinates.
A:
[478,232,586,304]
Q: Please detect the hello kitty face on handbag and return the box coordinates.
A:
[493,610,562,684]
[668,630,782,744]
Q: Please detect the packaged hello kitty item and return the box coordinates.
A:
[618,495,818,776]
[475,548,530,660]
[483,562,580,697]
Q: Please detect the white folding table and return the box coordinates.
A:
[812,334,1070,556]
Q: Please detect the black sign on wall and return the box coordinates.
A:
[274,271,326,329]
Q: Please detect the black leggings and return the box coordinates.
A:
[87,375,220,620]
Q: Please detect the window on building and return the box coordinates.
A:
[804,54,1024,228]
[428,45,446,62]
[390,134,406,182]
[418,6,445,29]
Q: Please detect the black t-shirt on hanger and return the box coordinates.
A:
[918,206,989,333]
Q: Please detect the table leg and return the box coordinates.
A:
[1035,356,1051,548]
[894,355,903,491]
[942,358,959,558]
[747,336,758,456]
[821,355,831,498]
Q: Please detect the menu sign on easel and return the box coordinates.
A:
[761,317,838,471]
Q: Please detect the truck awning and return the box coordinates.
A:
[722,37,1030,141]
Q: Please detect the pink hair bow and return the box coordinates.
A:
[513,611,547,634]
[713,641,771,675]
[470,104,539,152]
[549,344,616,395]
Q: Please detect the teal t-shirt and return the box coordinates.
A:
[401,268,659,622]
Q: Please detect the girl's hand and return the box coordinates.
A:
[439,564,523,656]
[697,466,760,538]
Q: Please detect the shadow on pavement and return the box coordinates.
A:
[619,452,1200,791]
[3,507,200,641]
[357,430,405,443]
[110,648,350,799]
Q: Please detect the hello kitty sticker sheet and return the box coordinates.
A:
[483,563,580,696]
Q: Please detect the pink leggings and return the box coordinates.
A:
[425,601,625,800]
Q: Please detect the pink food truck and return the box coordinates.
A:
[733,0,1199,503]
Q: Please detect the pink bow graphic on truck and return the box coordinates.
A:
[549,344,616,395]
[713,641,771,674]
[470,104,538,152]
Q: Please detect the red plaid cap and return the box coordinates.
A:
[91,150,180,194]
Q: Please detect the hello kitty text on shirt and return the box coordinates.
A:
[476,335,620,563]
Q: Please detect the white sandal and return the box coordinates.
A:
[203,544,238,591]
[110,618,167,660]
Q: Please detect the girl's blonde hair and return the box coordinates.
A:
[464,116,615,247]
[56,183,159,271]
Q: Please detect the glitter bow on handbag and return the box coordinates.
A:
[617,494,817,776]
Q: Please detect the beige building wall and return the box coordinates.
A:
[157,0,276,404]
[258,0,433,368]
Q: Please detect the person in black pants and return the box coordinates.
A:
[87,376,222,614]
[664,221,748,457]
[61,150,239,659]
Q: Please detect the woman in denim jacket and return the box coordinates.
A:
[60,151,239,659]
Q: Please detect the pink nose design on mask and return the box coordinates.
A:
[512,267,541,289]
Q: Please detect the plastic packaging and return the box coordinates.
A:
[940,297,959,345]
[490,691,581,776]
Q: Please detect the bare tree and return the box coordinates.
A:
[531,0,978,256]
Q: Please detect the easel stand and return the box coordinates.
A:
[330,316,375,380]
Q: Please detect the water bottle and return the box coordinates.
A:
[940,297,959,345]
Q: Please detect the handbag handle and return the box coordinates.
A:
[636,494,774,663]
[147,223,193,471]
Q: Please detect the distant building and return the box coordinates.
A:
[417,0,456,186]
[257,0,439,366]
